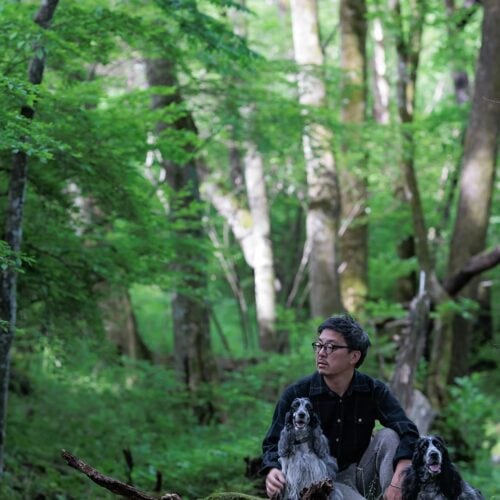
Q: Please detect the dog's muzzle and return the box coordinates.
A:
[293,411,309,429]
[426,451,442,475]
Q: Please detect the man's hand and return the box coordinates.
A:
[383,482,402,500]
[265,468,286,498]
[383,459,410,500]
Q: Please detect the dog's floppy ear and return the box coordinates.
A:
[433,435,446,447]
[433,435,450,459]
[310,411,321,428]
[285,411,293,427]
[412,438,425,467]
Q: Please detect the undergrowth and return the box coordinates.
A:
[2,336,499,499]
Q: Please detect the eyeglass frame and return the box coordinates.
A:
[311,341,351,355]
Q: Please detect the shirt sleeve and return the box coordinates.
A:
[374,380,419,468]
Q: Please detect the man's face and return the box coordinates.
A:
[315,328,359,377]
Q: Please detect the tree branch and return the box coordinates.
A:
[443,246,500,296]
[61,450,181,500]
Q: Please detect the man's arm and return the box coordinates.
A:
[374,381,419,468]
[384,459,410,500]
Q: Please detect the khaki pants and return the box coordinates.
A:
[336,428,400,500]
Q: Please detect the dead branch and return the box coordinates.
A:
[443,246,500,296]
[300,479,334,500]
[61,449,181,500]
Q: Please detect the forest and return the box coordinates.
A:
[0,0,499,498]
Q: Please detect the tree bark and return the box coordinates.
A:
[443,0,477,104]
[145,58,217,398]
[371,17,390,125]
[446,0,500,379]
[61,450,181,500]
[390,273,435,433]
[290,0,343,317]
[391,0,446,300]
[98,286,151,361]
[339,0,368,313]
[243,144,278,351]
[226,3,279,351]
[0,0,59,476]
[444,246,500,297]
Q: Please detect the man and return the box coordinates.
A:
[261,314,419,500]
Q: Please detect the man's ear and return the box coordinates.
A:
[350,350,361,365]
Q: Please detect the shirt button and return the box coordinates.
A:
[335,438,339,442]
[339,399,343,403]
[337,418,341,423]
[358,418,363,422]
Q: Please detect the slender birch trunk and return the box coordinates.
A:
[371,17,390,125]
[227,2,278,350]
[243,143,278,350]
[290,0,343,317]
[0,0,59,475]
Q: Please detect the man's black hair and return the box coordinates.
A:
[317,314,371,368]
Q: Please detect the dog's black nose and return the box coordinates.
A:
[429,451,439,460]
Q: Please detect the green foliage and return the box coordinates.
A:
[131,285,173,354]
[7,335,497,498]
[3,338,273,499]
[1,0,499,497]
[433,373,500,498]
[438,374,497,464]
[432,297,480,321]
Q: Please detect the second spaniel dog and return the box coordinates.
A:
[401,435,484,499]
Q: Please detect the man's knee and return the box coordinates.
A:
[373,428,399,451]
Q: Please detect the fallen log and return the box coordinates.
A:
[61,449,181,500]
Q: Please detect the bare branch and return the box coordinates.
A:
[443,246,500,296]
[61,450,181,500]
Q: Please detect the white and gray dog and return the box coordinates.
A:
[401,435,484,500]
[278,397,343,500]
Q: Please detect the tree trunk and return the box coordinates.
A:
[371,17,390,125]
[443,0,477,104]
[390,0,426,302]
[227,2,279,351]
[243,144,278,351]
[391,0,445,299]
[446,0,500,379]
[339,0,368,313]
[390,273,435,433]
[98,286,151,361]
[0,0,59,476]
[290,0,343,317]
[144,59,217,398]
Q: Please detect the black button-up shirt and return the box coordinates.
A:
[261,370,419,474]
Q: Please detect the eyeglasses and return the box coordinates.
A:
[311,342,350,355]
